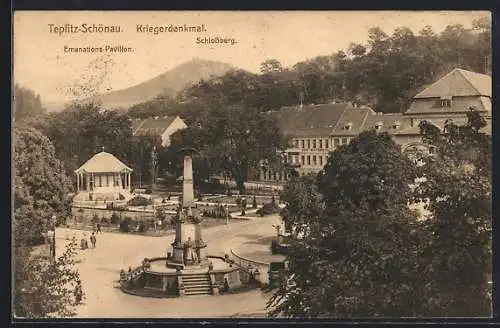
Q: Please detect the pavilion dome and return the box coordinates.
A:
[75,151,133,173]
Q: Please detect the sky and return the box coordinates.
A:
[13,11,490,104]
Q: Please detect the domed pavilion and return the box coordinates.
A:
[73,151,133,202]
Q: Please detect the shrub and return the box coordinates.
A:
[138,221,149,233]
[110,213,120,225]
[119,217,133,232]
[127,196,152,207]
[257,202,281,217]
[119,194,125,200]
[91,214,100,225]
[100,216,109,225]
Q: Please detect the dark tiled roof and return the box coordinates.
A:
[363,112,406,133]
[267,103,351,137]
[132,116,177,137]
[405,97,490,115]
[131,119,144,131]
[331,107,373,136]
[414,68,491,98]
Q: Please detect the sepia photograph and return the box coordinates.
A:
[12,10,492,319]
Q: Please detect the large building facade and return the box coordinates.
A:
[260,68,491,182]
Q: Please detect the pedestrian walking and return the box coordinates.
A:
[90,232,97,249]
[96,223,102,234]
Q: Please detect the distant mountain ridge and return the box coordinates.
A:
[45,58,236,111]
[96,58,235,109]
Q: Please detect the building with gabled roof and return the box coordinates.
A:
[260,68,492,182]
[131,116,187,147]
[405,68,491,130]
[74,151,133,201]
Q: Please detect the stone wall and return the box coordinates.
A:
[71,206,176,226]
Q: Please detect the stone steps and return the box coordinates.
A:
[182,274,212,296]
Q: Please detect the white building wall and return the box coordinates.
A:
[160,117,188,147]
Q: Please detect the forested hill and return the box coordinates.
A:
[95,58,235,110]
[126,18,491,121]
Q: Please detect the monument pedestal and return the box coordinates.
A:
[121,151,242,298]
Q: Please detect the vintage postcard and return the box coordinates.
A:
[12,11,492,319]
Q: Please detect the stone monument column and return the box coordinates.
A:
[183,155,195,207]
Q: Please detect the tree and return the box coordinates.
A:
[163,104,287,194]
[14,125,72,244]
[268,131,421,317]
[14,125,83,318]
[414,108,492,316]
[127,93,179,119]
[14,240,83,318]
[14,84,46,122]
[33,102,134,181]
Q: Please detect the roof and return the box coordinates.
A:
[363,112,406,133]
[75,152,133,173]
[414,68,491,99]
[405,96,491,115]
[131,119,144,132]
[331,107,373,136]
[132,116,177,137]
[266,103,352,138]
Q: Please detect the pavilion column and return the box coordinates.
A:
[76,173,79,191]
[86,173,90,191]
[128,173,131,191]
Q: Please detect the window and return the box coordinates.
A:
[313,139,317,148]
[342,138,348,145]
[301,156,305,164]
[334,138,340,147]
[313,155,317,165]
[307,140,311,148]
[325,139,329,148]
[440,96,452,108]
[301,140,305,148]
[319,139,323,148]
[307,156,311,165]
[295,140,299,148]
[343,122,353,130]
[319,156,323,166]
[441,99,451,107]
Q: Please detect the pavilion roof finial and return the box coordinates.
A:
[101,146,105,152]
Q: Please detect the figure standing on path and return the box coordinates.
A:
[96,223,102,234]
[81,233,88,250]
[74,280,83,304]
[90,232,96,249]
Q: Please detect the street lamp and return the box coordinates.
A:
[48,215,57,263]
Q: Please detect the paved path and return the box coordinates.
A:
[56,214,282,318]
